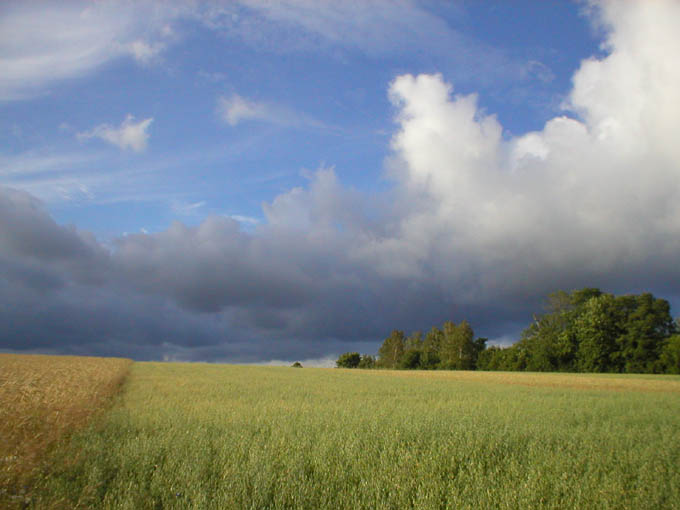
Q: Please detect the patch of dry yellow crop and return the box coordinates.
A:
[366,368,680,393]
[0,354,132,507]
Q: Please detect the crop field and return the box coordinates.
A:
[0,354,132,508]
[11,361,677,509]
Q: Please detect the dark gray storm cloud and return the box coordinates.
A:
[2,1,680,363]
[0,179,535,363]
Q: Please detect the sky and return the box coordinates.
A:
[2,0,680,366]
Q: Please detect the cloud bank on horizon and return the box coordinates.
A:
[1,0,680,364]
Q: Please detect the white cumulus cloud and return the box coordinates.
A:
[370,0,680,300]
[78,115,153,153]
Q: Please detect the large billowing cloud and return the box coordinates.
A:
[2,0,680,363]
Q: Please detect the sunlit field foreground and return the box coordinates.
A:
[0,354,132,508]
[34,363,680,509]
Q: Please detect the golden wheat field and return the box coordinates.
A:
[0,354,131,507]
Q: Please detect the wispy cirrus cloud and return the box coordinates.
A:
[229,214,260,226]
[0,0,539,106]
[0,148,162,205]
[0,3,177,101]
[77,115,153,153]
[198,0,527,88]
[217,94,324,129]
[0,152,96,178]
[126,39,166,65]
[171,200,206,217]
[199,0,465,57]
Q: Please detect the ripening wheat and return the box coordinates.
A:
[0,354,131,507]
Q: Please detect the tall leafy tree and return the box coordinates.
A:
[471,337,488,369]
[613,293,675,373]
[574,294,622,372]
[659,335,680,374]
[515,288,675,374]
[439,321,475,370]
[476,345,501,371]
[377,330,405,368]
[400,331,423,369]
[519,288,602,372]
[420,327,442,369]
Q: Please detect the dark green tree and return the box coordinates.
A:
[398,331,423,370]
[420,327,442,369]
[613,293,675,372]
[574,294,621,372]
[659,335,680,374]
[399,349,422,369]
[518,289,601,372]
[475,345,496,371]
[358,354,376,369]
[516,288,675,374]
[336,352,361,368]
[476,345,527,371]
[471,337,488,369]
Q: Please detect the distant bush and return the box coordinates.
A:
[291,361,303,368]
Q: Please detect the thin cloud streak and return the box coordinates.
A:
[217,94,326,129]
[0,1,532,105]
[0,3,177,101]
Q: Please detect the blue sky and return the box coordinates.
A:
[2,1,680,365]
[2,1,598,236]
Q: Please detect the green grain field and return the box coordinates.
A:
[31,363,680,509]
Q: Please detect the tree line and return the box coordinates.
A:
[336,288,680,374]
